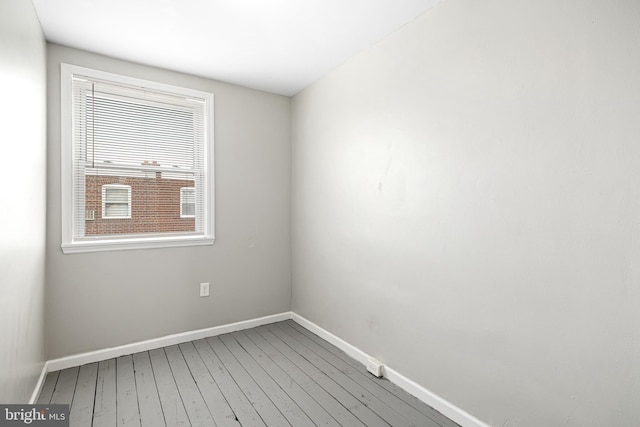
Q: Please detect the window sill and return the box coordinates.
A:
[61,235,215,254]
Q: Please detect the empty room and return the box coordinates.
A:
[1,0,639,426]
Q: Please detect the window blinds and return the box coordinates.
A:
[71,74,207,240]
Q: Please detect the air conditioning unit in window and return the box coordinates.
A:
[85,210,95,221]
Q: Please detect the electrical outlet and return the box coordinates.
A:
[199,282,210,297]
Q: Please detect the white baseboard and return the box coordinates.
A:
[46,312,292,372]
[36,310,489,427]
[29,363,48,404]
[290,313,491,427]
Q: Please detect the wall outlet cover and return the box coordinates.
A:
[200,282,210,297]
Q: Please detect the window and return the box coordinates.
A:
[102,184,131,219]
[180,187,195,218]
[61,64,214,253]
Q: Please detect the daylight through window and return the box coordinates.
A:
[61,64,214,253]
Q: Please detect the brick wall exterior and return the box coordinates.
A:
[85,175,195,236]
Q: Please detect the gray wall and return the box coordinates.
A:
[0,0,47,403]
[46,44,292,359]
[291,0,640,426]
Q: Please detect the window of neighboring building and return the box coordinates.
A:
[102,184,131,219]
[61,64,215,254]
[180,187,196,218]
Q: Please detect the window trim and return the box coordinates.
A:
[60,63,215,254]
[102,184,132,219]
[180,187,196,218]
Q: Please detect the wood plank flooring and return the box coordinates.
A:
[38,321,459,427]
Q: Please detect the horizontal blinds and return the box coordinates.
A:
[180,188,196,217]
[71,75,207,239]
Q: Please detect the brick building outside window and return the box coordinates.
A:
[85,170,195,236]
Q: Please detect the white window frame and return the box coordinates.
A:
[60,63,215,254]
[180,187,196,218]
[102,184,131,219]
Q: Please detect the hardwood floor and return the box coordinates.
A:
[38,321,459,427]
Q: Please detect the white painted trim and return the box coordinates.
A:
[29,363,48,404]
[290,313,491,427]
[60,63,74,251]
[383,367,491,427]
[60,63,216,254]
[35,310,489,427]
[61,235,215,254]
[46,312,291,372]
[290,313,372,364]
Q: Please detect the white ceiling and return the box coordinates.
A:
[31,0,441,96]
